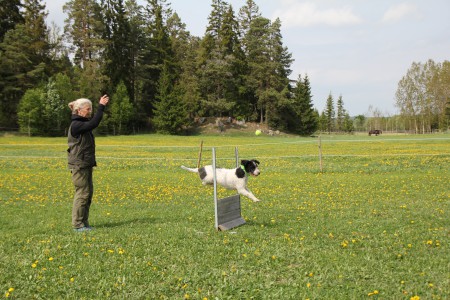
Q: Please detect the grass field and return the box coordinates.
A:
[1,133,449,299]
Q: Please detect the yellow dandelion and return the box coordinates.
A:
[70,277,75,282]
[8,288,14,293]
[307,283,311,288]
[48,257,54,261]
[410,296,420,300]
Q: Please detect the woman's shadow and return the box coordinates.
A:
[95,217,156,229]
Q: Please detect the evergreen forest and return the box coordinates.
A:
[1,0,322,136]
[0,0,448,136]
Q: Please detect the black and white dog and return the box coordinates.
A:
[181,160,261,202]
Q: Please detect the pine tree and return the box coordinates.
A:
[244,16,271,122]
[167,12,201,119]
[205,0,227,39]
[0,0,23,42]
[324,93,335,133]
[64,0,107,101]
[138,0,173,123]
[0,0,49,128]
[244,16,292,125]
[153,63,187,134]
[197,2,243,117]
[125,0,145,105]
[293,74,317,135]
[220,4,246,116]
[238,0,261,44]
[63,0,104,67]
[102,0,134,99]
[336,95,345,132]
[265,18,293,127]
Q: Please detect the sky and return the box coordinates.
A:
[45,0,450,116]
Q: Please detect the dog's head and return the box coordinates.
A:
[241,159,260,177]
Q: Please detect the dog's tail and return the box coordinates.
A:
[181,165,199,173]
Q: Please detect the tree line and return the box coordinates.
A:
[1,0,329,136]
[395,59,450,133]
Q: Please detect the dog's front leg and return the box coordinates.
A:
[237,188,261,202]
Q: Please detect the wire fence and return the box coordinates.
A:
[1,136,449,162]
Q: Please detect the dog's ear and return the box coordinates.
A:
[253,160,260,166]
[241,160,249,166]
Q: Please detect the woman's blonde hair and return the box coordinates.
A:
[68,98,92,114]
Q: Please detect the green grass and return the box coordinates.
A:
[1,134,449,299]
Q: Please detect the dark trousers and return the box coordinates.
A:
[71,168,93,228]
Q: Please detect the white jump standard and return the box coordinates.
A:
[213,147,244,231]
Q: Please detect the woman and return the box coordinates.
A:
[67,95,109,232]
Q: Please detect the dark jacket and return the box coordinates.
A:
[67,105,105,170]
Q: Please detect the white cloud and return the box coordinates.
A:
[382,3,420,23]
[273,2,362,28]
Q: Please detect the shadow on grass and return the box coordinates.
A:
[94,217,156,229]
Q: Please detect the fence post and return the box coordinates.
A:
[318,136,323,173]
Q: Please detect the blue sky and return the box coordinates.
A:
[45,0,450,116]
